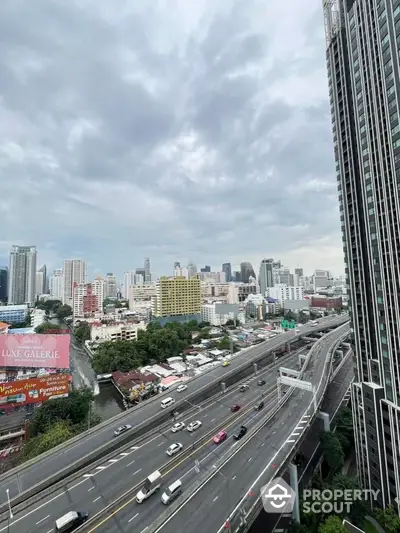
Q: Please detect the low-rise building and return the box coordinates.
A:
[112,370,160,402]
[201,302,239,326]
[266,284,304,303]
[0,322,9,334]
[30,309,46,329]
[0,304,28,325]
[91,322,147,343]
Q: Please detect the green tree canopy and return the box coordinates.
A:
[320,431,345,473]
[35,322,62,334]
[75,321,91,342]
[374,505,400,533]
[318,516,347,533]
[20,421,75,462]
[329,474,368,527]
[56,304,73,319]
[35,299,62,314]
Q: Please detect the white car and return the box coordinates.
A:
[113,424,132,437]
[171,422,185,433]
[187,420,202,432]
[166,442,183,457]
[176,384,187,393]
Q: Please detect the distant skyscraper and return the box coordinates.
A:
[233,271,241,282]
[222,263,232,282]
[63,259,87,306]
[123,271,136,299]
[259,259,274,296]
[49,269,64,301]
[144,257,151,283]
[8,245,37,305]
[294,268,304,277]
[0,267,8,301]
[173,261,181,271]
[105,273,117,298]
[187,262,197,278]
[324,0,400,508]
[35,265,47,297]
[200,265,211,273]
[240,262,255,283]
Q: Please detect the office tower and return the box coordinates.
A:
[324,0,400,508]
[135,267,146,280]
[123,271,136,299]
[295,268,304,278]
[153,277,201,318]
[0,267,8,301]
[144,257,151,283]
[222,263,232,282]
[173,261,181,271]
[8,245,37,305]
[259,259,275,296]
[240,262,256,283]
[105,273,117,298]
[233,271,241,282]
[313,269,330,291]
[187,262,197,278]
[63,259,87,306]
[200,265,211,273]
[35,265,47,297]
[49,269,64,301]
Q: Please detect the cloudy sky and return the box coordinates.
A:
[0,0,343,279]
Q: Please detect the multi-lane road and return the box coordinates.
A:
[1,349,307,533]
[0,315,347,507]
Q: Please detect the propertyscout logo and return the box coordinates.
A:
[261,477,379,515]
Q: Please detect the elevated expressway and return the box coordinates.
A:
[21,321,348,533]
[0,315,347,510]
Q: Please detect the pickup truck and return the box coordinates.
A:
[136,470,162,503]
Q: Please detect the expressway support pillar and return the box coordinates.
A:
[317,411,330,432]
[253,362,258,375]
[221,382,226,394]
[336,349,344,361]
[288,463,300,523]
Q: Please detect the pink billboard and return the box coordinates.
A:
[0,334,70,369]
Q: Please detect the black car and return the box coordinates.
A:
[258,379,266,386]
[254,401,264,411]
[233,425,247,440]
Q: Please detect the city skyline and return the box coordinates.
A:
[0,0,344,279]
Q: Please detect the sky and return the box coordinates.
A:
[0,0,344,279]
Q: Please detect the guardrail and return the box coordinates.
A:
[0,347,303,516]
[220,324,349,533]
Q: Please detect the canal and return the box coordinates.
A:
[51,319,125,420]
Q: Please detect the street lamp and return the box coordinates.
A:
[6,488,13,533]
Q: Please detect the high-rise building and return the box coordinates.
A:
[153,277,201,319]
[63,259,87,306]
[123,271,136,299]
[8,245,37,305]
[324,0,400,508]
[187,262,197,278]
[92,278,106,307]
[135,267,146,280]
[240,262,256,283]
[222,263,232,282]
[49,269,64,301]
[144,257,151,283]
[294,267,304,277]
[313,269,330,291]
[105,273,117,298]
[259,259,274,296]
[173,261,181,271]
[0,267,8,302]
[35,265,47,297]
[200,265,211,273]
[73,282,100,317]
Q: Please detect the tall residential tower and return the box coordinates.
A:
[324,0,400,508]
[8,245,37,305]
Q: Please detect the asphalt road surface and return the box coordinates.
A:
[0,315,347,507]
[1,351,305,533]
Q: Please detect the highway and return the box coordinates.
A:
[0,350,306,533]
[0,315,347,507]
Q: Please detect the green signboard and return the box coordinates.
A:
[280,319,296,329]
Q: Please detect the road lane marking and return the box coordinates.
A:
[109,459,119,463]
[46,530,53,533]
[133,468,142,476]
[286,439,296,443]
[96,466,108,470]
[128,513,139,523]
[213,496,218,502]
[157,442,164,447]
[88,487,95,492]
[36,515,50,525]
[120,452,130,456]
[210,418,216,422]
[232,476,236,480]
[93,497,101,503]
[131,446,140,450]
[127,459,136,466]
[83,474,94,478]
[140,527,149,533]
[295,426,304,430]
[292,432,300,436]
[247,457,252,462]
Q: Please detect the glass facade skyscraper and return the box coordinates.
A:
[324,0,400,509]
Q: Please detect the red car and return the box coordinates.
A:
[231,404,241,412]
[213,430,228,444]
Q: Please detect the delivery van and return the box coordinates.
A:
[55,511,89,533]
[161,397,175,409]
[136,470,162,503]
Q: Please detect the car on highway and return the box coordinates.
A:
[166,442,183,457]
[222,360,230,367]
[254,401,264,411]
[187,420,202,432]
[233,425,247,440]
[231,404,241,412]
[257,379,266,386]
[113,424,132,437]
[171,422,185,433]
[213,430,228,444]
[239,384,249,392]
[176,384,187,392]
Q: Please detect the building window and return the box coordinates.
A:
[381,34,390,46]
[394,6,400,17]
[388,86,396,96]
[378,296,383,303]
[394,139,400,149]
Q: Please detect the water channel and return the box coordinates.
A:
[52,319,125,420]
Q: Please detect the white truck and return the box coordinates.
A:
[55,511,89,532]
[136,470,162,503]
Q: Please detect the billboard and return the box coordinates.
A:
[0,334,70,369]
[0,374,71,407]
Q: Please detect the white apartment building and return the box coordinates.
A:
[227,284,239,304]
[91,322,147,343]
[8,245,37,306]
[31,309,46,329]
[201,302,236,326]
[128,284,157,311]
[198,272,226,283]
[313,269,330,291]
[266,284,304,304]
[92,278,106,307]
[73,282,100,317]
[50,269,64,301]
[63,259,87,306]
[123,271,139,298]
[105,273,117,298]
[174,267,189,278]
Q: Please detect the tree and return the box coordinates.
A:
[35,299,62,314]
[287,522,309,533]
[75,321,91,342]
[284,310,297,321]
[319,516,347,533]
[320,431,345,473]
[56,304,73,319]
[330,473,368,527]
[374,506,400,533]
[19,421,75,462]
[35,322,61,334]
